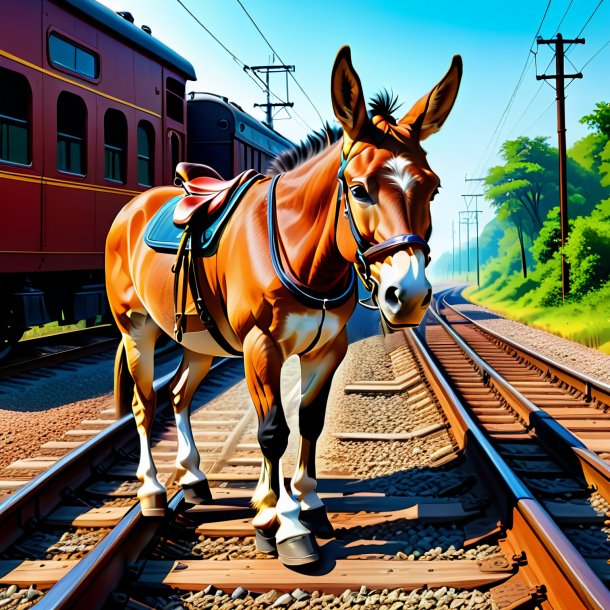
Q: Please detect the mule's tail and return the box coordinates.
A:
[114,340,134,418]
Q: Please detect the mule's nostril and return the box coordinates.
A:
[385,285,401,310]
[421,289,432,307]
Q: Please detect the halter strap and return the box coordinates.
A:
[337,148,431,301]
[267,174,356,310]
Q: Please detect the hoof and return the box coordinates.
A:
[299,506,335,539]
[254,523,278,554]
[139,491,167,518]
[277,533,319,566]
[181,479,213,505]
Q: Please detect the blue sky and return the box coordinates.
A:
[100,0,610,270]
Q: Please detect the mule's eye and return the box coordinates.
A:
[350,184,374,204]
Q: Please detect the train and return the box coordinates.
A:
[0,0,293,356]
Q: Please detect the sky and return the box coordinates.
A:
[99,0,610,270]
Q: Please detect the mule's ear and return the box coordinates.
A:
[331,46,369,141]
[399,55,462,140]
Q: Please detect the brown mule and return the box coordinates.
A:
[105,46,462,565]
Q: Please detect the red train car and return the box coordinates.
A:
[0,0,196,351]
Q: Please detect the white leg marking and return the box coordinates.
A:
[251,457,278,528]
[137,432,165,497]
[175,408,207,485]
[291,437,324,511]
[275,459,310,544]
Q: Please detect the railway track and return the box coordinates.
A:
[1,301,609,609]
[0,326,120,380]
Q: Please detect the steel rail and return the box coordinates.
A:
[407,327,610,610]
[440,289,610,405]
[36,491,186,609]
[0,366,176,552]
[434,290,610,500]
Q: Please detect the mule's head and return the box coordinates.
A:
[331,46,462,328]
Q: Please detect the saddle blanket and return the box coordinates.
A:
[144,173,263,255]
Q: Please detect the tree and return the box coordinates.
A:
[485,137,559,277]
[579,101,610,187]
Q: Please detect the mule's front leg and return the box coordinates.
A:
[244,328,319,566]
[292,329,348,538]
[170,349,214,504]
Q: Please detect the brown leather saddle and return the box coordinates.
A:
[170,163,263,353]
[173,162,259,227]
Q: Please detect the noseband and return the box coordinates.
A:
[337,150,430,306]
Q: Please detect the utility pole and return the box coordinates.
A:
[537,33,585,301]
[451,220,455,280]
[246,63,295,129]
[462,195,483,286]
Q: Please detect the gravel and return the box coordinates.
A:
[0,585,43,609]
[135,586,494,610]
[451,302,610,385]
[317,334,455,478]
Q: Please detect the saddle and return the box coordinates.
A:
[173,162,259,227]
[146,162,264,349]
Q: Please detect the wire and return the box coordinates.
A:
[523,99,556,133]
[469,1,553,185]
[175,0,313,132]
[176,0,247,68]
[575,0,604,38]
[234,0,325,127]
[551,0,573,36]
[565,0,605,54]
[580,38,610,70]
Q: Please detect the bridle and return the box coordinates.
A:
[267,145,431,313]
[337,148,430,308]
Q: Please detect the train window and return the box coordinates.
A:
[57,92,86,175]
[48,33,99,79]
[0,68,31,165]
[104,109,127,183]
[169,131,181,175]
[137,121,154,186]
[166,77,184,123]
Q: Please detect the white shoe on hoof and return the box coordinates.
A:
[276,533,319,566]
[139,490,167,517]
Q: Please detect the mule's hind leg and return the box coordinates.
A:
[244,328,318,566]
[291,329,348,538]
[122,312,164,516]
[169,349,214,504]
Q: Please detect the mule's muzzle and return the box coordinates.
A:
[377,250,432,328]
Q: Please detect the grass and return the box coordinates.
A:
[22,319,92,341]
[464,284,610,354]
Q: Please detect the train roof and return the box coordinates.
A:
[59,0,196,80]
[188,92,294,154]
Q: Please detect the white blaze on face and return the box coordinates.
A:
[377,249,431,327]
[382,156,420,193]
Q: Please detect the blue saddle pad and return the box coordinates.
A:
[144,174,263,255]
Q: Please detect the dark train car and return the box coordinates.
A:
[187,92,293,179]
[0,0,195,351]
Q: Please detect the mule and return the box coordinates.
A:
[105,46,461,566]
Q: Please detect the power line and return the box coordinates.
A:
[234,0,325,128]
[175,0,313,132]
[175,0,247,68]
[580,38,610,71]
[469,1,553,186]
[551,0,573,36]
[575,0,604,38]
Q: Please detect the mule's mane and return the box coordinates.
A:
[266,123,342,176]
[266,90,403,176]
